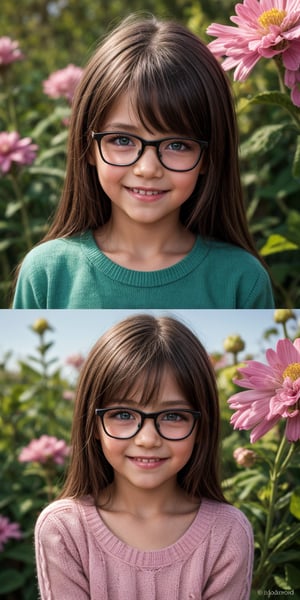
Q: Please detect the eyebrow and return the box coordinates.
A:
[107,399,192,409]
[102,123,139,132]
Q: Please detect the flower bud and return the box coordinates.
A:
[233,447,257,468]
[31,318,51,335]
[273,309,295,324]
[223,335,245,354]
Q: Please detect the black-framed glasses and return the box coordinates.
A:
[95,407,201,441]
[91,131,208,172]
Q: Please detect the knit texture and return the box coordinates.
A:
[35,496,254,600]
[13,231,274,308]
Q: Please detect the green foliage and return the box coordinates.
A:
[0,323,74,599]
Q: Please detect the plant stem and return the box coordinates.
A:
[282,322,289,339]
[252,435,290,589]
[9,171,33,250]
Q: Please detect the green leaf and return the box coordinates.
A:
[0,239,14,251]
[240,124,286,158]
[270,550,300,564]
[285,564,300,589]
[285,210,300,245]
[260,234,298,256]
[245,90,300,121]
[5,201,22,218]
[30,106,70,138]
[290,487,300,520]
[292,135,300,178]
[27,166,65,179]
[0,569,26,593]
[3,542,35,565]
[18,383,43,402]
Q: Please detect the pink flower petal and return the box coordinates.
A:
[228,337,300,442]
[285,416,300,442]
[206,0,300,107]
[250,416,280,443]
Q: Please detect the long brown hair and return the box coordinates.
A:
[42,14,260,260]
[60,314,227,504]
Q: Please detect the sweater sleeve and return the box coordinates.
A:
[13,249,47,308]
[202,508,254,600]
[35,506,91,600]
[241,267,275,309]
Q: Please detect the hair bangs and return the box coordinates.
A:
[127,57,206,138]
[100,347,180,410]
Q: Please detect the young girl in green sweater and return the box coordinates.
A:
[13,15,274,308]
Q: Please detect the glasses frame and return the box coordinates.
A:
[91,131,208,172]
[95,407,201,441]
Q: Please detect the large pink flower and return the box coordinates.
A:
[0,132,38,174]
[43,64,83,103]
[19,435,70,465]
[207,0,300,105]
[0,516,22,551]
[0,37,24,66]
[228,337,300,443]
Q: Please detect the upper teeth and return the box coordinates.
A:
[135,458,161,463]
[132,188,160,196]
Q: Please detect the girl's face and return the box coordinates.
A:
[90,93,205,229]
[95,368,198,496]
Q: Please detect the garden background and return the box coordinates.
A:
[1,307,300,598]
[0,0,300,308]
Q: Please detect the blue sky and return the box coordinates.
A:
[1,309,299,375]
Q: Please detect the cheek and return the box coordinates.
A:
[175,436,197,465]
[99,434,127,465]
[175,170,201,197]
[95,161,125,186]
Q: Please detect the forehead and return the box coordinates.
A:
[131,368,188,405]
[101,91,157,134]
[101,89,189,136]
[103,364,189,409]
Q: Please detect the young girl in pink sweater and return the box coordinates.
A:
[35,314,254,599]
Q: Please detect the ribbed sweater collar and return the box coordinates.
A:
[80,496,215,568]
[78,230,208,287]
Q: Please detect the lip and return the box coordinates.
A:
[127,456,168,469]
[125,186,168,202]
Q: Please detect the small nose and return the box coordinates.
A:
[134,418,162,447]
[133,146,163,177]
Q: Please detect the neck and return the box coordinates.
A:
[94,213,195,267]
[100,479,193,519]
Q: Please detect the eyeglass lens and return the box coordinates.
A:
[98,133,202,171]
[101,408,197,440]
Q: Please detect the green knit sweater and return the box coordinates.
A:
[13,231,274,308]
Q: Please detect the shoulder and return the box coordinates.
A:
[35,497,93,540]
[197,238,274,307]
[202,238,261,265]
[198,499,253,544]
[195,237,268,278]
[20,233,88,270]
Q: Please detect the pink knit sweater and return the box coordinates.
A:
[35,496,253,600]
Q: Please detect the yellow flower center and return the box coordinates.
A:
[258,8,287,30]
[282,362,300,382]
